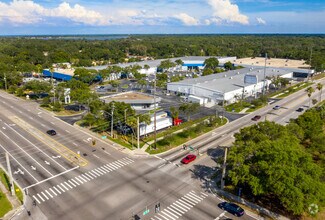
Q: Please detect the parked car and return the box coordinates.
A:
[251,115,261,121]
[218,202,245,217]
[46,130,57,136]
[273,105,280,110]
[296,107,304,112]
[181,154,196,164]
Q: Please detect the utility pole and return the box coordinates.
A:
[111,103,114,138]
[4,72,7,91]
[220,146,229,190]
[124,109,127,124]
[262,53,267,95]
[137,117,140,150]
[309,47,313,79]
[153,72,157,149]
[5,153,15,196]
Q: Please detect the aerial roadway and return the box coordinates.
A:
[0,78,324,220]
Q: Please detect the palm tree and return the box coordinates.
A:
[316,83,323,102]
[306,86,315,108]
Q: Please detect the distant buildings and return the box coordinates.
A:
[42,68,74,81]
[167,66,310,105]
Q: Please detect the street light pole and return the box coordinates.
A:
[220,146,230,190]
[4,72,7,91]
[153,72,157,149]
[262,53,267,95]
[111,103,114,138]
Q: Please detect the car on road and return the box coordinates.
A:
[296,107,304,112]
[181,154,196,164]
[251,115,261,121]
[218,202,245,217]
[46,130,57,136]
[273,105,281,110]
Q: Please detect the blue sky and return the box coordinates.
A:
[0,0,324,35]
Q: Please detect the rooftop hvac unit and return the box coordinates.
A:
[230,77,233,79]
[258,70,261,72]
[224,75,227,77]
[237,72,240,74]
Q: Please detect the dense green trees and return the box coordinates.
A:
[227,104,325,216]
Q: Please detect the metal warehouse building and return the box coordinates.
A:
[42,68,74,81]
[167,67,295,106]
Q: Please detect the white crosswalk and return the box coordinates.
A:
[151,191,208,220]
[31,157,134,204]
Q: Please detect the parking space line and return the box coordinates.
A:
[45,190,53,198]
[41,191,49,200]
[33,195,41,204]
[56,184,65,192]
[53,186,61,194]
[37,194,45,202]
[49,188,57,196]
[60,183,69,191]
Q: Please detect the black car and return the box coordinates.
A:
[296,107,304,112]
[251,115,261,121]
[218,202,245,217]
[47,130,57,136]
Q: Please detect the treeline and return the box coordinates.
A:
[0,35,324,74]
[227,102,325,216]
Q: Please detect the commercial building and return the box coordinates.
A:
[99,91,161,111]
[42,68,74,81]
[167,67,296,105]
[87,56,237,75]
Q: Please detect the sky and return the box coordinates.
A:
[0,0,324,35]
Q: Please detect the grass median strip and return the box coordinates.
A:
[10,116,88,167]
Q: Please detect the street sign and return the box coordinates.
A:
[102,135,107,139]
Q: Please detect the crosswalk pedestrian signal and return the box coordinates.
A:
[155,203,160,213]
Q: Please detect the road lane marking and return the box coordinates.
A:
[158,213,170,220]
[41,191,49,200]
[50,122,55,125]
[172,203,188,212]
[214,211,226,220]
[65,130,70,133]
[32,195,41,204]
[45,190,53,198]
[160,210,176,220]
[49,188,57,196]
[0,143,39,183]
[167,207,182,216]
[201,192,208,197]
[53,186,61,194]
[185,193,202,202]
[37,194,45,202]
[170,204,185,214]
[56,184,65,193]
[24,166,79,190]
[93,154,100,159]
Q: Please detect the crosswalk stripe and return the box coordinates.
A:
[170,204,185,214]
[60,183,69,191]
[71,178,80,186]
[49,188,57,196]
[100,166,111,173]
[88,171,98,178]
[56,184,65,192]
[41,191,49,200]
[78,175,88,182]
[114,161,125,167]
[68,180,76,187]
[158,213,170,220]
[184,194,201,202]
[37,193,45,202]
[45,190,53,198]
[124,157,134,163]
[104,164,115,171]
[174,200,190,210]
[177,199,193,208]
[180,197,196,206]
[153,216,163,220]
[75,176,85,184]
[189,191,204,200]
[91,169,102,176]
[81,174,91,181]
[160,210,176,220]
[94,168,105,175]
[33,195,41,204]
[201,192,209,197]
[116,159,129,166]
[97,167,107,174]
[64,182,73,189]
[109,163,120,169]
[167,207,182,217]
[172,203,188,212]
[53,186,62,194]
[84,173,94,180]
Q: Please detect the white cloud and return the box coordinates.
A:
[207,0,249,25]
[174,13,199,26]
[256,17,266,24]
[0,0,108,25]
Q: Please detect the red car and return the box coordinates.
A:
[181,154,197,164]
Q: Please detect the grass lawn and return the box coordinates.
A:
[0,169,23,204]
[0,190,12,218]
[277,82,313,98]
